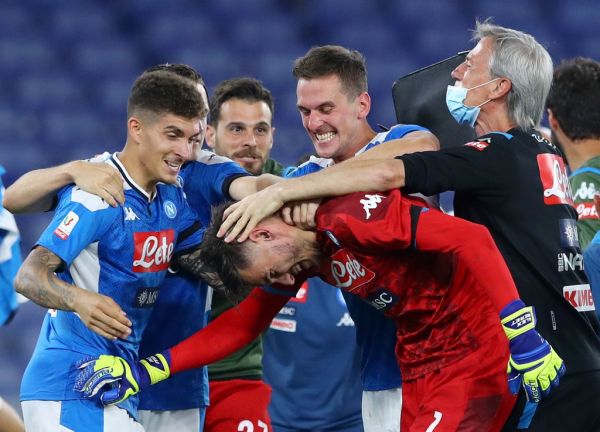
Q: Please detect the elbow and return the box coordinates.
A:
[373,160,406,191]
[2,190,19,214]
[422,132,441,151]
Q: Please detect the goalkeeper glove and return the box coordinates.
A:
[74,352,171,405]
[500,300,566,402]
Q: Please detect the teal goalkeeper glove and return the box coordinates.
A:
[500,300,566,402]
[74,352,171,405]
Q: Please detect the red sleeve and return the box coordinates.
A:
[168,288,289,374]
[318,189,519,313]
[413,207,519,313]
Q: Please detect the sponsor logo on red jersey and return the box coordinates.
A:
[133,230,175,273]
[54,211,80,240]
[290,281,309,303]
[575,202,598,220]
[329,249,375,291]
[563,284,595,312]
[537,154,574,206]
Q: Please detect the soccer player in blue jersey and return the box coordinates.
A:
[281,45,438,431]
[9,69,279,432]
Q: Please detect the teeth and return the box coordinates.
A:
[166,161,180,168]
[316,132,335,142]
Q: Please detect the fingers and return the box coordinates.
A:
[218,202,244,238]
[281,206,294,225]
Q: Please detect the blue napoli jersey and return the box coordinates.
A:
[138,150,249,410]
[0,165,21,326]
[284,124,427,390]
[263,279,363,431]
[20,154,203,418]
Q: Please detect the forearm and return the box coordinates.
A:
[3,161,80,213]
[169,288,288,373]
[228,174,281,201]
[275,158,406,203]
[14,246,77,310]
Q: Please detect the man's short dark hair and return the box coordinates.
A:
[546,57,600,141]
[145,63,209,106]
[209,77,274,126]
[127,70,207,120]
[293,45,368,99]
[197,201,254,301]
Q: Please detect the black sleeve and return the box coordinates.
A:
[398,133,517,196]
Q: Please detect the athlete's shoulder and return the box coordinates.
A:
[194,149,235,166]
[460,131,514,153]
[285,156,332,178]
[385,123,429,140]
[60,185,113,213]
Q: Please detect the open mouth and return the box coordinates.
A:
[315,131,336,144]
[164,160,182,173]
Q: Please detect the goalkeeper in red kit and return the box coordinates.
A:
[75,162,565,431]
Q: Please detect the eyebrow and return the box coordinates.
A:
[297,101,335,111]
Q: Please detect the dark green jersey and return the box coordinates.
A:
[570,155,600,250]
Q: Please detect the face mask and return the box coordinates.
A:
[446,78,500,128]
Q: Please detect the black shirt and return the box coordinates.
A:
[400,128,600,374]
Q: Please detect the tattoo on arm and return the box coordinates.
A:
[15,246,76,310]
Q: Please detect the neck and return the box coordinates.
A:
[333,124,377,164]
[118,144,157,196]
[562,138,600,172]
[475,103,516,136]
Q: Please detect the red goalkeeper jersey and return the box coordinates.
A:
[314,189,517,380]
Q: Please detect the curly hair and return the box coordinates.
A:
[546,57,600,140]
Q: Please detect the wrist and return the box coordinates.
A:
[65,160,84,183]
[500,300,535,341]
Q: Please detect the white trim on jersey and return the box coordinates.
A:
[196,149,235,165]
[70,242,101,294]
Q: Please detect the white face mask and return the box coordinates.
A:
[446,78,500,127]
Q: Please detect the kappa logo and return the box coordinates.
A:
[537,154,574,206]
[133,230,175,273]
[124,207,139,221]
[563,284,595,312]
[360,194,385,219]
[54,211,80,240]
[336,312,355,327]
[574,181,598,200]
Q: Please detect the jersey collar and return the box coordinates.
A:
[108,153,156,202]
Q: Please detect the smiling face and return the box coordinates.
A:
[135,112,203,186]
[296,74,370,163]
[206,98,274,175]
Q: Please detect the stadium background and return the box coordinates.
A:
[1,0,598,412]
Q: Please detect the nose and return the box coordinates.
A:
[306,112,322,132]
[451,63,465,81]
[177,139,192,161]
[242,129,257,147]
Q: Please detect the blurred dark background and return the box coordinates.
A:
[1,0,598,412]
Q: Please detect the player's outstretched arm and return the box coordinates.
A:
[14,246,131,340]
[3,160,124,213]
[219,158,406,242]
[413,208,565,402]
[75,287,288,405]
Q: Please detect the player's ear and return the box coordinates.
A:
[248,228,273,243]
[128,117,143,142]
[205,125,216,149]
[357,91,371,119]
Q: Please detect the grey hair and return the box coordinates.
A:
[473,20,553,130]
